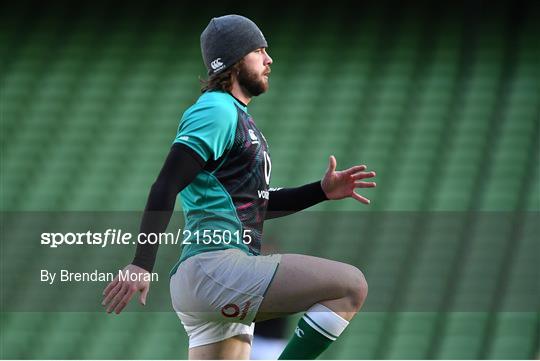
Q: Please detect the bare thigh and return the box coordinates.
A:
[188,334,251,360]
[255,253,365,321]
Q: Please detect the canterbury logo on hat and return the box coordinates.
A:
[210,58,224,71]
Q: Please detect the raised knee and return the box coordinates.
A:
[346,267,368,311]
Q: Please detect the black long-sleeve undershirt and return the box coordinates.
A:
[131,143,204,272]
[131,144,329,272]
[265,181,328,219]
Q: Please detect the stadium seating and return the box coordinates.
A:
[1,0,538,359]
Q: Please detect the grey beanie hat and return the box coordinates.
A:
[201,15,267,75]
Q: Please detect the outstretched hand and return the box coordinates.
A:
[321,155,376,204]
[102,264,150,314]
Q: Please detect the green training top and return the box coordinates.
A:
[170,90,272,275]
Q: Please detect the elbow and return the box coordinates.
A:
[149,179,180,202]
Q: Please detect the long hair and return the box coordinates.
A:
[199,61,242,93]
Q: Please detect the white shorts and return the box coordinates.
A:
[170,248,281,348]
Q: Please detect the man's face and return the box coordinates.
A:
[237,47,273,97]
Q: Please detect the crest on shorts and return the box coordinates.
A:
[221,303,240,318]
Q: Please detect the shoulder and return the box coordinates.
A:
[182,91,238,127]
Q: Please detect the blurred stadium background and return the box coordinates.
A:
[1,0,539,359]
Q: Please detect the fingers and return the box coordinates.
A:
[355,181,376,188]
[102,281,146,313]
[103,277,119,297]
[106,283,128,313]
[327,155,337,174]
[351,171,376,180]
[102,280,122,306]
[344,165,367,175]
[139,285,149,306]
[352,192,371,204]
[102,266,151,314]
[113,286,137,314]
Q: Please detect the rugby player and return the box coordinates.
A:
[102,14,376,359]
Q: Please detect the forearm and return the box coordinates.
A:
[131,183,177,272]
[265,181,328,220]
[131,143,204,272]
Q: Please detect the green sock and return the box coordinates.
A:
[278,304,349,360]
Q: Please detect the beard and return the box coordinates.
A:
[237,63,269,97]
